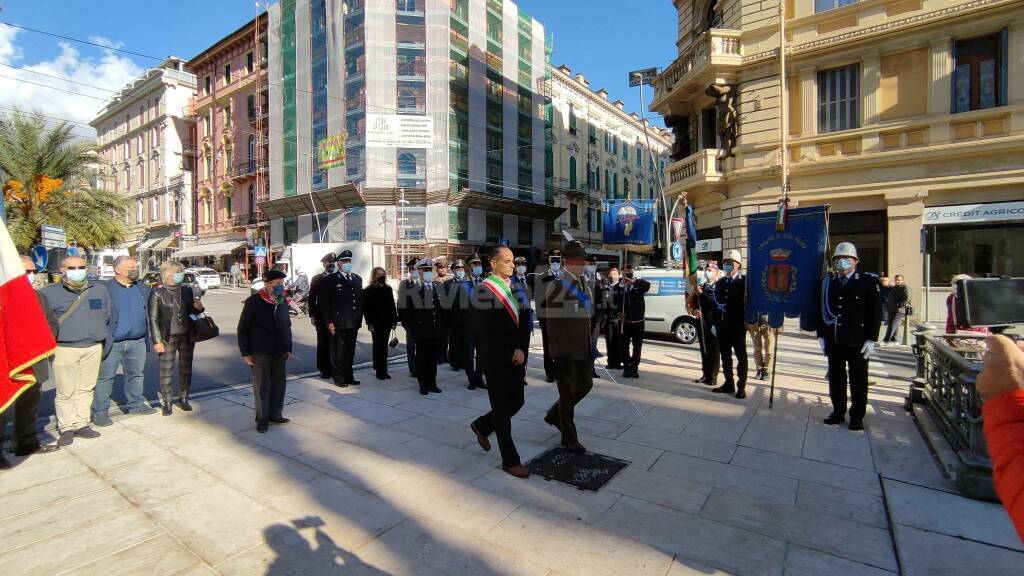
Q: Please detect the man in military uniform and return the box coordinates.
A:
[711,250,748,399]
[747,314,777,380]
[614,264,651,379]
[468,246,532,478]
[321,250,363,387]
[688,263,720,385]
[510,255,534,333]
[535,249,563,383]
[443,259,467,371]
[433,258,450,365]
[405,258,445,395]
[584,255,603,376]
[541,241,593,453]
[307,252,336,379]
[817,242,882,431]
[461,253,487,390]
[397,257,419,377]
[603,265,623,370]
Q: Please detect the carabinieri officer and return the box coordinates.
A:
[321,249,363,387]
[817,242,882,431]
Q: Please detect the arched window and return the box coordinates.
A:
[636,182,643,199]
[248,184,256,217]
[568,156,577,190]
[398,152,417,176]
[623,178,630,199]
[596,166,601,191]
[612,172,619,196]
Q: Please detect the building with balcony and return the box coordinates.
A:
[262,0,563,272]
[181,14,269,275]
[90,58,196,269]
[549,64,672,262]
[651,0,1024,315]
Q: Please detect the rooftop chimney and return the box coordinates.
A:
[613,100,625,110]
[596,88,608,100]
[575,73,589,87]
[557,64,572,75]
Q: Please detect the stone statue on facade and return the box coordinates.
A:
[705,83,737,157]
[664,115,692,161]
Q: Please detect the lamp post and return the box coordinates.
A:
[398,188,408,279]
[631,71,675,266]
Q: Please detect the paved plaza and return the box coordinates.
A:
[2,333,1021,576]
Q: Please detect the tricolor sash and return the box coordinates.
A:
[481,274,520,327]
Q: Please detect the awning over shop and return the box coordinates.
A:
[151,237,176,250]
[448,190,565,221]
[138,238,159,251]
[170,241,244,259]
[258,184,366,220]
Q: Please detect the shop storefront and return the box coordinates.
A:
[695,226,723,266]
[828,210,887,276]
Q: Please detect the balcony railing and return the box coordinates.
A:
[665,149,725,193]
[654,29,742,104]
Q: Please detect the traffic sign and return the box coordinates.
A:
[180,234,198,242]
[66,245,80,257]
[254,245,268,258]
[628,67,658,87]
[255,255,266,267]
[40,224,66,249]
[31,245,48,271]
[671,242,683,262]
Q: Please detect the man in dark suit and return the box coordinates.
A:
[614,264,651,379]
[534,249,562,383]
[443,259,467,371]
[688,263,721,386]
[405,258,445,395]
[321,250,363,387]
[307,252,336,379]
[541,241,593,453]
[461,253,486,390]
[711,250,749,399]
[433,258,450,364]
[397,257,419,377]
[817,242,882,431]
[602,265,623,370]
[468,246,532,478]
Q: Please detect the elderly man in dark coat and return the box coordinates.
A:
[238,269,293,433]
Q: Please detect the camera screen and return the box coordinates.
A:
[956,278,1024,328]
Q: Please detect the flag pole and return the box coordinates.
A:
[768,0,791,409]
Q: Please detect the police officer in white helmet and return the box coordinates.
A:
[816,242,882,431]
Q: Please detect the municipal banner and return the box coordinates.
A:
[744,205,828,330]
[602,200,656,246]
[317,133,347,170]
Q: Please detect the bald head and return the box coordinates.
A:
[21,255,34,271]
[490,246,514,279]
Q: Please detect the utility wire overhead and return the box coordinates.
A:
[0,20,166,61]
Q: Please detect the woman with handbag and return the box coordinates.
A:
[238,269,293,433]
[148,261,205,415]
[362,266,397,380]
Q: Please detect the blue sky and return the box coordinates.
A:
[0,0,677,130]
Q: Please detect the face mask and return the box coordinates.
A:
[723,264,734,274]
[172,272,185,284]
[835,258,852,272]
[585,265,597,275]
[422,271,434,282]
[471,266,483,277]
[455,270,465,280]
[377,275,387,284]
[341,263,353,274]
[26,272,35,285]
[624,271,634,279]
[325,264,335,273]
[516,265,527,275]
[127,269,140,281]
[271,284,285,296]
[66,269,88,283]
[696,273,707,286]
[549,262,561,273]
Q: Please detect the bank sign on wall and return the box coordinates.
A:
[923,201,1024,225]
[366,114,434,148]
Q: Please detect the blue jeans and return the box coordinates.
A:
[93,337,148,415]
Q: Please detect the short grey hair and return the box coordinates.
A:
[159,261,183,284]
[113,255,136,273]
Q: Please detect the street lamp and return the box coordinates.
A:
[631,71,676,267]
[398,188,408,279]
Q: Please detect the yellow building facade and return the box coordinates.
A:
[651,0,1024,320]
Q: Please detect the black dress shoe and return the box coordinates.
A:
[270,417,290,424]
[0,453,10,470]
[468,383,476,390]
[347,380,361,386]
[335,382,349,388]
[735,389,747,399]
[428,386,442,394]
[319,373,331,379]
[848,418,864,431]
[561,441,586,453]
[711,385,735,394]
[545,377,556,383]
[693,377,707,384]
[419,389,428,396]
[383,373,392,379]
[376,373,385,380]
[543,413,561,430]
[256,422,269,433]
[177,399,193,412]
[823,414,845,425]
[14,444,60,457]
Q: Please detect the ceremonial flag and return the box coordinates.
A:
[602,200,656,248]
[685,204,699,275]
[0,218,57,412]
[744,206,828,330]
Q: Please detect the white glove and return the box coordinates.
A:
[860,341,876,360]
[711,326,717,337]
[818,338,826,355]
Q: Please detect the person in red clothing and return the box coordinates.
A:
[976,334,1024,542]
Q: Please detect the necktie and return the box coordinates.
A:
[839,275,848,287]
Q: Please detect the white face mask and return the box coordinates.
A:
[454,269,465,280]
[549,261,561,273]
[835,258,853,272]
[585,265,597,275]
[516,265,527,275]
[422,271,433,282]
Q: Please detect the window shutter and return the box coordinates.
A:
[949,38,957,114]
[999,28,1008,106]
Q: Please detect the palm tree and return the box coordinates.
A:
[0,109,128,251]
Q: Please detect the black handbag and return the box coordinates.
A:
[190,312,220,343]
[389,328,399,348]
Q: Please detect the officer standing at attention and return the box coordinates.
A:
[711,250,748,399]
[817,242,882,431]
[307,252,336,379]
[688,263,721,386]
[321,250,363,387]
[511,255,534,332]
[433,258,451,365]
[614,264,651,379]
[603,265,623,370]
[406,258,445,395]
[443,259,467,371]
[584,255,603,375]
[461,253,487,390]
[397,257,419,377]
[535,249,563,383]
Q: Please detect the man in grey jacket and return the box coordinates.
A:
[40,255,112,446]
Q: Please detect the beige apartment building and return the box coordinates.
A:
[549,64,672,259]
[651,0,1023,319]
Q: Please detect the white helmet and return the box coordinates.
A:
[832,242,858,261]
[724,249,743,267]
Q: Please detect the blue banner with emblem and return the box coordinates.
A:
[602,200,656,247]
[745,206,828,330]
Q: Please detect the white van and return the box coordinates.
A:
[633,267,700,345]
[88,248,129,280]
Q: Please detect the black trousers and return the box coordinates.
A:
[330,328,358,384]
[546,357,594,446]
[437,324,449,364]
[472,364,526,468]
[415,338,439,392]
[826,344,869,420]
[883,311,905,342]
[698,321,720,383]
[718,329,748,391]
[605,321,622,368]
[461,331,483,387]
[448,324,462,369]
[251,353,287,424]
[405,327,417,374]
[315,322,332,377]
[371,323,391,376]
[158,335,194,403]
[0,382,41,452]
[621,322,644,371]
[539,320,556,379]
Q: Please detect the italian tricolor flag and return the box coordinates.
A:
[0,219,56,413]
[481,274,520,327]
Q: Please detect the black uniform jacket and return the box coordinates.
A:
[541,273,593,361]
[711,275,746,336]
[403,281,446,342]
[613,278,652,323]
[817,271,882,348]
[362,282,397,327]
[307,272,332,324]
[320,273,363,331]
[468,278,531,372]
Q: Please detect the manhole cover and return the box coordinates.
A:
[525,447,629,491]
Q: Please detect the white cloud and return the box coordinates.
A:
[0,23,145,133]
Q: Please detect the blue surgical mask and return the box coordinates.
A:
[471,266,483,277]
[66,269,88,283]
[172,272,185,284]
[835,258,852,272]
[341,262,353,274]
[272,284,285,296]
[422,271,434,282]
[516,265,527,275]
[585,265,597,275]
[723,263,734,274]
[455,270,465,280]
[550,261,561,273]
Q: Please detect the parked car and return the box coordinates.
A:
[186,267,221,291]
[632,267,700,345]
[142,271,206,296]
[88,248,129,280]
